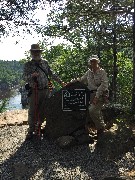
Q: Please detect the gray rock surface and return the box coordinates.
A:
[43,81,89,139]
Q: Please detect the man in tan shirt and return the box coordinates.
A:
[71,55,109,139]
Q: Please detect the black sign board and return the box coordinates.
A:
[62,89,89,111]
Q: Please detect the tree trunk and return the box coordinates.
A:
[112,28,118,102]
[131,0,135,113]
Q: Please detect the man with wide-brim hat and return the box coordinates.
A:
[30,44,43,51]
[23,43,65,140]
[29,44,43,62]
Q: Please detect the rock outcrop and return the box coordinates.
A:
[43,81,90,140]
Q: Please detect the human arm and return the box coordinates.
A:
[69,71,89,85]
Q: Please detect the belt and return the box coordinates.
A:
[90,90,97,93]
[38,87,48,90]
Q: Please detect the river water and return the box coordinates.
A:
[6,92,22,110]
[0,89,23,111]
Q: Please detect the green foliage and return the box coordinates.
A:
[35,0,134,107]
[9,0,133,108]
[100,50,133,106]
[116,53,133,105]
[38,0,133,52]
[22,43,133,107]
[0,60,23,88]
[42,44,89,83]
[0,0,46,35]
[0,99,8,113]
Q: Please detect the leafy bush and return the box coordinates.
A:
[0,99,8,113]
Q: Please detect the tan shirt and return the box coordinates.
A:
[79,68,109,98]
[23,59,62,89]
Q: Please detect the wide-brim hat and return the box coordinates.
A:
[30,44,43,51]
[88,55,100,63]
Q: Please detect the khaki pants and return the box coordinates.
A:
[87,92,105,130]
[28,89,49,133]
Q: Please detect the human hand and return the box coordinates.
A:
[92,96,99,105]
[61,82,67,87]
[66,78,79,86]
[70,78,78,83]
[66,80,76,86]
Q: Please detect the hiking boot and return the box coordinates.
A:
[94,129,107,140]
[97,129,104,136]
[25,132,34,140]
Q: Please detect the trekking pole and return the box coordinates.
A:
[34,77,41,139]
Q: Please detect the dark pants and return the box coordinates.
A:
[86,92,105,130]
[28,89,49,133]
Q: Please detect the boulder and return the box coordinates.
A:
[42,82,127,140]
[42,81,90,139]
